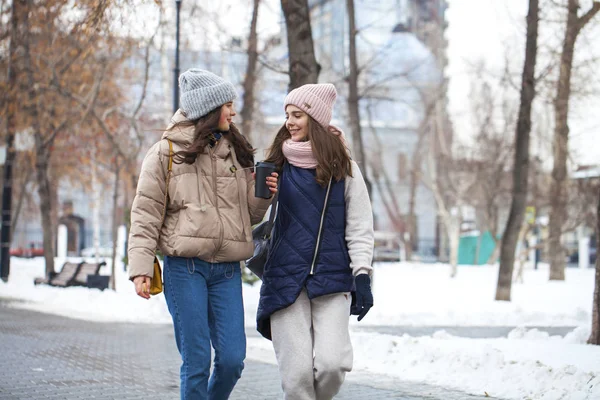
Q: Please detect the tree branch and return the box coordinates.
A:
[50,81,128,160]
[256,56,289,75]
[132,26,158,120]
[577,2,600,32]
[43,118,70,149]
[365,103,405,224]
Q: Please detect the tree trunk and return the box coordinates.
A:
[407,136,426,262]
[0,0,21,281]
[240,0,260,145]
[21,0,55,277]
[49,172,59,255]
[35,143,55,278]
[449,215,461,278]
[588,186,600,345]
[10,164,34,242]
[281,0,319,90]
[346,0,372,197]
[486,206,500,264]
[406,163,419,261]
[91,152,101,262]
[487,237,501,265]
[513,222,532,283]
[110,158,120,291]
[496,0,539,301]
[549,0,600,281]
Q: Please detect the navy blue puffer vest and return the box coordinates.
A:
[256,163,353,340]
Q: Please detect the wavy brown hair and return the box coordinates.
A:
[264,115,352,187]
[168,107,255,168]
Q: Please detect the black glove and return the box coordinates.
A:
[350,274,373,321]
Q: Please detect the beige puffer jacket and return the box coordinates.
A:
[128,110,272,279]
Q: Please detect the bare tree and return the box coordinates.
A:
[281,0,319,90]
[548,0,600,281]
[20,0,58,278]
[496,0,540,301]
[426,146,479,277]
[365,104,407,246]
[240,0,260,144]
[468,74,516,265]
[589,185,600,345]
[18,0,144,279]
[367,87,435,261]
[346,0,371,197]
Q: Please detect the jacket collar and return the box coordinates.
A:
[162,109,196,146]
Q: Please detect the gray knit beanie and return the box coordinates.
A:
[178,68,238,120]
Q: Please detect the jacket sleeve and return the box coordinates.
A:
[128,141,168,280]
[246,170,273,225]
[345,161,375,276]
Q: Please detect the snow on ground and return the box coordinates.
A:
[247,328,599,400]
[364,262,593,327]
[243,262,595,328]
[1,257,598,399]
[0,257,172,324]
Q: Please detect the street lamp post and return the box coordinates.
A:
[173,0,182,114]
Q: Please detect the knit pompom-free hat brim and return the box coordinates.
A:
[179,68,238,120]
[284,83,337,128]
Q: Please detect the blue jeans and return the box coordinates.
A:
[163,256,246,400]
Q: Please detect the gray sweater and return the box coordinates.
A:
[345,161,374,276]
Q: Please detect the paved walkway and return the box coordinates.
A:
[0,303,500,399]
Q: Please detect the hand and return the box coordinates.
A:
[133,275,152,299]
[350,274,373,321]
[252,172,279,194]
[266,172,279,194]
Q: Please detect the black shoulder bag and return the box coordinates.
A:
[246,192,279,279]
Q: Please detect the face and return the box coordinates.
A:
[285,105,309,142]
[218,102,236,131]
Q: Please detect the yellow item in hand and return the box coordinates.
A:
[149,256,163,295]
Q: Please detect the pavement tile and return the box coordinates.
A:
[0,303,499,400]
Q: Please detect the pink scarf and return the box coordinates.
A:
[282,125,348,169]
[283,140,318,169]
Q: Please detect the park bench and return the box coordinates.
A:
[33,261,109,290]
[34,261,82,287]
[72,261,106,286]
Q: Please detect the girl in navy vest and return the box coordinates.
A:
[256,83,374,399]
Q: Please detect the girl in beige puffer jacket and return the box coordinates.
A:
[128,69,277,400]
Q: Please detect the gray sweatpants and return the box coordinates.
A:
[270,289,353,400]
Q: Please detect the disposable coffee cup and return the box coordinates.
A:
[255,161,276,199]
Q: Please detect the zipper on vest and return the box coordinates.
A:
[209,142,225,261]
[309,179,332,275]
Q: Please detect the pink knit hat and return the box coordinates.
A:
[284,83,337,128]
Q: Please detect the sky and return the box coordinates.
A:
[446,0,600,166]
[1,257,598,399]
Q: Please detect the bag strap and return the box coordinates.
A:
[262,175,281,237]
[160,139,174,224]
[267,192,278,225]
[310,177,333,273]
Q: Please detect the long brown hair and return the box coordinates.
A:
[264,115,352,186]
[169,107,255,168]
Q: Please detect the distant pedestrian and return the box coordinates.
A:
[127,68,278,399]
[257,83,375,399]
